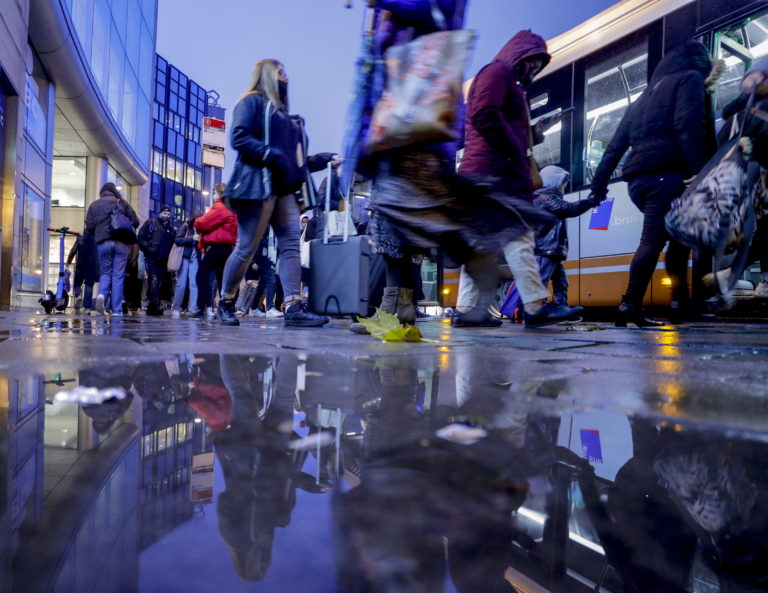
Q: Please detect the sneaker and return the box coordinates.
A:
[205,307,215,320]
[74,296,84,310]
[190,309,206,319]
[171,308,181,319]
[415,309,437,322]
[265,307,284,318]
[111,311,124,317]
[451,307,502,328]
[249,308,266,318]
[284,301,329,328]
[95,294,106,315]
[524,303,581,329]
[755,280,768,298]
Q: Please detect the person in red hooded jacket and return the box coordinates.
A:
[455,30,585,329]
[192,183,238,317]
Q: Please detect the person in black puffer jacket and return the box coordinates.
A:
[591,41,718,327]
[138,205,178,315]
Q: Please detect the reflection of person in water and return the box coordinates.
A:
[213,354,329,582]
[335,356,524,593]
[78,364,136,434]
[577,419,768,593]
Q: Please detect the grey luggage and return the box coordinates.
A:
[309,163,370,317]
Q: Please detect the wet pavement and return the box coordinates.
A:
[1,310,767,593]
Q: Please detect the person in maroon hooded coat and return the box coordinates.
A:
[352,0,533,334]
[455,30,585,328]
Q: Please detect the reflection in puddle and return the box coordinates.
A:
[1,352,767,592]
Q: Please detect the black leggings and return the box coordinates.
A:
[625,174,689,305]
[196,243,233,310]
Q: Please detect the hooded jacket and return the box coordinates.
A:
[85,189,140,244]
[460,30,551,201]
[138,215,177,260]
[533,166,598,259]
[591,41,714,197]
[194,198,238,247]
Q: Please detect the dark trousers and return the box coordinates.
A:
[145,257,167,308]
[196,243,233,310]
[625,174,689,305]
[538,255,569,306]
[246,254,277,311]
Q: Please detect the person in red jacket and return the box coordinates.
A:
[192,184,238,318]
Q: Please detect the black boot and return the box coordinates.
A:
[217,298,240,326]
[616,299,664,328]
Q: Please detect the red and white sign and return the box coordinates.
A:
[202,117,226,168]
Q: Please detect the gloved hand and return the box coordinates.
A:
[587,193,606,207]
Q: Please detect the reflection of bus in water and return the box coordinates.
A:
[441,0,768,309]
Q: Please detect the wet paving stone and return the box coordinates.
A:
[0,310,767,593]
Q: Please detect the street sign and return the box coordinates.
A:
[201,116,225,168]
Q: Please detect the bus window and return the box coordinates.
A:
[715,12,768,125]
[583,43,648,184]
[531,109,562,168]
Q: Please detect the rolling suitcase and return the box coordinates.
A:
[309,163,370,317]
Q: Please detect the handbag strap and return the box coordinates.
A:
[263,98,272,161]
[428,0,447,30]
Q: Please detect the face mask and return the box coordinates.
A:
[159,213,171,224]
[517,62,537,86]
[278,80,288,105]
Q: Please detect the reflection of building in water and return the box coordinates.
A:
[139,369,209,549]
[1,371,142,593]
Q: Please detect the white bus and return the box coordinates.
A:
[441,0,768,309]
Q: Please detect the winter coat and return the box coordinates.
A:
[194,198,238,247]
[460,30,551,201]
[292,113,336,208]
[228,91,302,199]
[138,218,177,261]
[66,231,100,284]
[591,41,715,197]
[85,191,140,244]
[534,187,597,260]
[175,219,201,259]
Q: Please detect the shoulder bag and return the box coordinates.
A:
[365,0,475,154]
[109,201,137,244]
[226,93,273,201]
[167,242,184,272]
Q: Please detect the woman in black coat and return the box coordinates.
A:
[591,41,716,326]
[218,59,335,328]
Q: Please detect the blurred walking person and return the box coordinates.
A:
[138,205,177,316]
[193,184,238,318]
[455,31,581,328]
[246,235,281,318]
[217,59,335,327]
[349,0,538,333]
[590,41,717,326]
[85,182,139,315]
[171,210,203,318]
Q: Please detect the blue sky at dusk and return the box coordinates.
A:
[157,0,618,177]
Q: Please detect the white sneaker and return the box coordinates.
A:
[95,294,106,314]
[171,308,181,318]
[249,309,266,318]
[755,280,768,298]
[265,308,284,318]
[205,307,215,319]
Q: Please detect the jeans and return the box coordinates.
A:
[196,244,233,311]
[457,230,549,310]
[96,240,130,312]
[625,174,689,305]
[145,256,168,308]
[246,254,276,310]
[222,195,302,303]
[172,253,200,312]
[537,256,569,307]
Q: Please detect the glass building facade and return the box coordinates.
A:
[63,0,155,168]
[150,55,223,222]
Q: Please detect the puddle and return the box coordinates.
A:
[2,352,768,593]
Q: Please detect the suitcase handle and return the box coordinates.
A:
[322,161,352,245]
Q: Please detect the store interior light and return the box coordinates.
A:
[202,191,210,196]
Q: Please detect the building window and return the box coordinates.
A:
[531,109,562,169]
[52,157,87,207]
[151,150,164,175]
[583,41,648,184]
[20,185,45,292]
[153,121,164,149]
